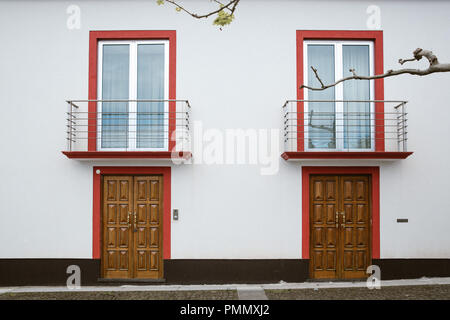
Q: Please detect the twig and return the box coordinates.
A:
[163,0,240,20]
[311,66,325,88]
[301,48,450,91]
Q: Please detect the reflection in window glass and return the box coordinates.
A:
[307,45,336,149]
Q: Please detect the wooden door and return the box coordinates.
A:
[133,176,164,279]
[102,175,163,279]
[309,175,371,280]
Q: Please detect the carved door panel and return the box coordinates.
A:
[310,175,371,279]
[102,175,163,279]
[310,175,340,279]
[133,176,163,279]
[102,176,134,279]
[339,175,371,279]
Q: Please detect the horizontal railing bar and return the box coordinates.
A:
[284,136,401,140]
[284,119,404,122]
[68,117,188,120]
[67,131,190,135]
[67,119,189,122]
[67,112,189,115]
[66,99,190,103]
[74,136,191,139]
[73,138,191,141]
[284,137,404,141]
[284,132,404,136]
[284,111,405,115]
[283,99,408,104]
[67,125,190,128]
[87,129,190,133]
[284,124,402,127]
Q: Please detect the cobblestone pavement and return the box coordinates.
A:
[1,284,450,300]
[0,290,239,300]
[265,284,450,300]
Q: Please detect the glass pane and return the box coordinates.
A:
[137,44,165,148]
[343,45,371,149]
[307,45,336,149]
[101,44,130,148]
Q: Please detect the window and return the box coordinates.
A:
[97,40,169,151]
[303,40,374,150]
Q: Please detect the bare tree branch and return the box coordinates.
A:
[300,48,450,91]
[160,0,240,21]
[311,66,325,89]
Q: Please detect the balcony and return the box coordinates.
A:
[282,100,413,160]
[62,99,192,160]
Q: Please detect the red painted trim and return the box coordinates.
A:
[88,30,177,152]
[63,151,191,160]
[92,166,171,260]
[282,151,412,160]
[296,30,385,152]
[371,168,380,259]
[301,166,380,259]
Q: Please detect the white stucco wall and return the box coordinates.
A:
[0,0,449,259]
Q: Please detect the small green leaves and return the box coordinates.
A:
[213,8,234,26]
[156,0,238,28]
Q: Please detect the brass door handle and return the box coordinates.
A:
[133,212,137,232]
[127,212,132,229]
[335,212,339,228]
[341,211,346,228]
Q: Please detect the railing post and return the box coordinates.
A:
[402,102,407,152]
[182,101,185,152]
[345,101,349,150]
[396,103,400,152]
[68,101,73,151]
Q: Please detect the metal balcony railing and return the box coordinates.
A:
[66,99,191,152]
[282,100,408,152]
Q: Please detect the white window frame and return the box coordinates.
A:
[97,40,170,151]
[303,40,375,151]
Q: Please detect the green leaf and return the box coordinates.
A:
[213,9,234,26]
[156,0,164,5]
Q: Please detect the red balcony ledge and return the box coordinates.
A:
[62,151,192,160]
[281,151,413,161]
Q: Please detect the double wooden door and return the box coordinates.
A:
[102,175,163,279]
[310,175,371,279]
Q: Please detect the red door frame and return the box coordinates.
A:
[301,166,380,259]
[88,30,177,152]
[296,30,385,152]
[92,166,171,260]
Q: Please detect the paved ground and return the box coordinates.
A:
[1,277,450,300]
[0,290,238,300]
[1,285,449,300]
[266,284,450,300]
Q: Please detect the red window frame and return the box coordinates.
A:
[301,166,380,260]
[92,166,172,260]
[296,30,385,152]
[88,30,177,152]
